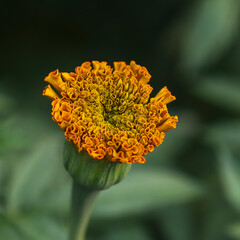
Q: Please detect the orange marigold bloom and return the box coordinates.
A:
[43,61,178,164]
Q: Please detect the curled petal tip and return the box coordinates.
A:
[154,86,176,104]
[44,69,64,93]
[158,116,178,132]
[42,85,59,100]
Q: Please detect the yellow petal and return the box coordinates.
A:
[154,86,176,104]
[61,72,77,82]
[44,69,64,93]
[130,60,140,73]
[42,85,59,100]
[114,62,126,71]
[157,116,178,132]
[92,61,101,70]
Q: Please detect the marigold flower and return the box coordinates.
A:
[43,61,178,164]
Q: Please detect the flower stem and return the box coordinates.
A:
[69,181,98,240]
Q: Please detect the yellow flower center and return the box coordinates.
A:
[43,61,178,164]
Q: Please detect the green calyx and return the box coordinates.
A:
[63,140,131,190]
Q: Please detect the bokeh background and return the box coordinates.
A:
[1,0,240,239]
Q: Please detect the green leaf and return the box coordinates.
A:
[227,222,240,239]
[0,160,4,183]
[0,220,21,240]
[181,0,239,71]
[217,144,240,212]
[201,199,232,240]
[94,168,204,218]
[0,208,3,215]
[33,180,71,214]
[7,135,62,212]
[193,76,240,113]
[0,117,27,154]
[157,205,193,240]
[0,113,55,155]
[206,121,240,151]
[98,224,151,240]
[16,215,66,240]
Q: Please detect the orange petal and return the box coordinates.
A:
[42,85,59,100]
[44,69,64,93]
[114,62,126,71]
[157,116,178,132]
[154,86,176,104]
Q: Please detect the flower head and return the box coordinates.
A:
[43,61,178,164]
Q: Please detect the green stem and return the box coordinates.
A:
[69,181,98,240]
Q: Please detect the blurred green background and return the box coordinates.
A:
[1,0,240,239]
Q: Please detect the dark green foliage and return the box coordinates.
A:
[1,0,240,239]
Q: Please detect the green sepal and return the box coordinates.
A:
[63,140,131,190]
